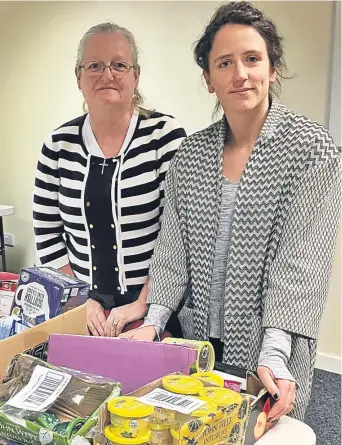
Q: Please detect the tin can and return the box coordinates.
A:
[162,338,215,373]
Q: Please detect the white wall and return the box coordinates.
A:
[0,1,339,366]
[327,1,341,147]
[317,1,341,373]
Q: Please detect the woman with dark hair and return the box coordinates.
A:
[121,2,341,423]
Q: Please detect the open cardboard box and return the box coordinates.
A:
[95,374,273,445]
[0,304,88,382]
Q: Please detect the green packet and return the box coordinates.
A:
[0,398,118,445]
[53,418,87,440]
[29,412,61,430]
[0,413,92,445]
[27,412,87,439]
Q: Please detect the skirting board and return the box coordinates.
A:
[315,352,341,374]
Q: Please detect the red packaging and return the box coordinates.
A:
[0,272,19,318]
[224,379,242,392]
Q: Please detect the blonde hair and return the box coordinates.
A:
[77,22,147,113]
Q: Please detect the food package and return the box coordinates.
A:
[100,376,244,445]
[0,355,121,445]
[0,316,29,340]
[0,274,18,318]
[98,373,273,445]
[11,267,89,328]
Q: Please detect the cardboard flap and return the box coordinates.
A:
[48,335,197,394]
[0,305,87,381]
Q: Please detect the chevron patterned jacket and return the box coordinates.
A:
[148,100,341,419]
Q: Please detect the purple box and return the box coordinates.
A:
[11,267,89,328]
[48,334,198,394]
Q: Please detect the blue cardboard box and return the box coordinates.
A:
[11,267,89,328]
[0,316,29,340]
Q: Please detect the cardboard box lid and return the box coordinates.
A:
[48,335,198,394]
[0,304,88,381]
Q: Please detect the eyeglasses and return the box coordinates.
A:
[80,61,134,77]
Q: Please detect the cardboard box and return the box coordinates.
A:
[0,305,88,382]
[135,377,271,445]
[48,335,198,394]
[94,374,273,445]
[12,267,89,327]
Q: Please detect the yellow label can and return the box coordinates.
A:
[191,372,224,387]
[149,422,172,445]
[105,425,151,445]
[162,375,204,395]
[198,387,243,408]
[162,338,215,373]
[107,397,153,438]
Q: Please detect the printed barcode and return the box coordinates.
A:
[148,392,194,408]
[5,365,72,412]
[23,372,64,408]
[139,389,206,415]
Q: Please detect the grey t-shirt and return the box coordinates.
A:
[209,176,239,338]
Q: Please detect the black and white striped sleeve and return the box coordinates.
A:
[33,135,69,268]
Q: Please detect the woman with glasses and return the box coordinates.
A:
[121,1,341,424]
[33,22,186,338]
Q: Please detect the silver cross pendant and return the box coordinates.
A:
[99,160,108,175]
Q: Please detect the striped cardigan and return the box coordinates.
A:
[33,111,186,295]
[148,100,341,419]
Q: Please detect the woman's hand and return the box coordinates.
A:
[86,298,107,336]
[105,300,148,337]
[119,325,157,341]
[257,366,296,424]
[59,263,75,277]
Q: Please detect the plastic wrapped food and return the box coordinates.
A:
[0,354,121,445]
[0,354,118,419]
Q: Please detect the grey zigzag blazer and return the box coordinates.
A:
[147,100,341,420]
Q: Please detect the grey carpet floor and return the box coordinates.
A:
[305,369,341,445]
